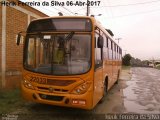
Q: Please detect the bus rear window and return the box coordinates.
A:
[27,18,92,32]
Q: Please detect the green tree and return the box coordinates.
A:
[122,54,132,66]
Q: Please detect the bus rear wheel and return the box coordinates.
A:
[115,70,120,84]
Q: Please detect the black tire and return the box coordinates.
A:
[99,80,108,103]
[115,70,120,84]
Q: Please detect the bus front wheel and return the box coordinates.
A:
[99,79,108,103]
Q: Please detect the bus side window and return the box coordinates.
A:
[103,34,106,48]
[119,48,122,60]
[102,34,108,59]
[95,33,103,69]
[108,39,112,59]
[111,41,113,50]
[114,43,116,60]
[106,37,108,48]
[117,46,119,60]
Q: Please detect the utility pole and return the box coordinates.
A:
[115,38,122,44]
[86,0,90,16]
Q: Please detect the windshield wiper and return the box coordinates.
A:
[64,31,75,41]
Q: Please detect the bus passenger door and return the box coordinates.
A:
[93,33,104,105]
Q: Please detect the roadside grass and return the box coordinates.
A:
[0,88,24,114]
[122,65,131,70]
[121,66,132,80]
[156,64,160,70]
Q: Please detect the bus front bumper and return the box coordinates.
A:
[21,84,93,110]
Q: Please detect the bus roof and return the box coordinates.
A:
[31,16,95,22]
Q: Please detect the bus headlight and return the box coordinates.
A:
[71,82,91,94]
[23,79,34,90]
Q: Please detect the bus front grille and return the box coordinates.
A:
[39,94,64,101]
[37,86,68,93]
[47,79,76,86]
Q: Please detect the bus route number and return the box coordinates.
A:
[30,76,47,84]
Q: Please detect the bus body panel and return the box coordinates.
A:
[21,83,93,109]
[21,69,94,109]
[92,67,103,107]
[20,16,122,109]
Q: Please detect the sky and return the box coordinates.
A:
[21,0,160,60]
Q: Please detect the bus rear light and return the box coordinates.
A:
[72,99,86,105]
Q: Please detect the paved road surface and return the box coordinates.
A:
[123,67,160,113]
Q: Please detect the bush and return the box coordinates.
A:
[122,54,132,66]
[156,64,160,70]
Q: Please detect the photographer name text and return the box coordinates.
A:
[0,0,101,7]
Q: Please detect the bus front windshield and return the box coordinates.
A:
[24,33,91,75]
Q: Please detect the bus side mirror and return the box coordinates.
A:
[16,33,21,46]
[97,36,104,48]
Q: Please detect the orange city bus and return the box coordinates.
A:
[17,16,122,110]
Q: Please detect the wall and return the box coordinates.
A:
[0,0,48,88]
[6,6,27,73]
